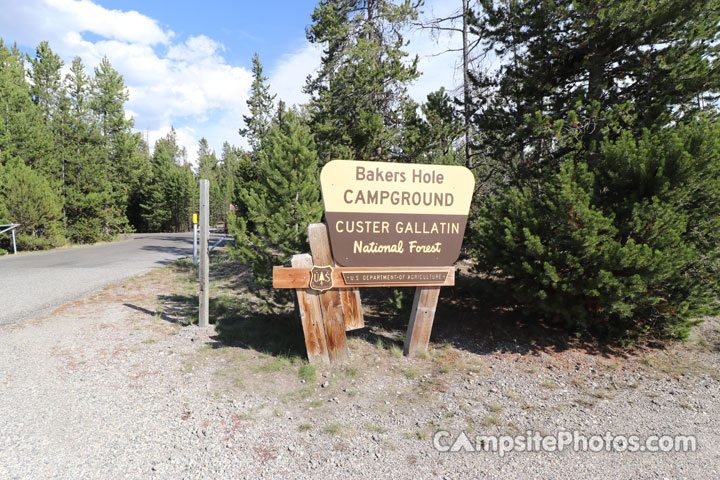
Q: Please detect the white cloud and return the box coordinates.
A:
[167,35,223,61]
[269,42,323,108]
[46,0,171,45]
[0,0,252,167]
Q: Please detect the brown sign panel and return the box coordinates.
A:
[309,265,334,291]
[342,270,448,285]
[320,160,475,267]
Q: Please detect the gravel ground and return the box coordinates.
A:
[1,265,719,479]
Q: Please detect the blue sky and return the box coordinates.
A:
[99,0,321,65]
[1,0,463,165]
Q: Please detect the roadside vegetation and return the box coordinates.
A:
[2,0,719,344]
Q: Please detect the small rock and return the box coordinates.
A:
[321,381,329,388]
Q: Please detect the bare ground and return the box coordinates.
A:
[1,252,718,479]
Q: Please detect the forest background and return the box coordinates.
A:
[1,0,719,342]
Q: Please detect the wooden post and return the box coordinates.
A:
[403,286,441,356]
[306,221,363,331]
[292,254,330,365]
[199,179,209,328]
[340,288,364,331]
[308,223,349,362]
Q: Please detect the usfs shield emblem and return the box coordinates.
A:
[309,265,334,292]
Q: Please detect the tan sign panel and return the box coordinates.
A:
[320,160,475,267]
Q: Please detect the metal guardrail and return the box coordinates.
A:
[0,224,20,254]
[193,228,231,265]
[209,234,229,254]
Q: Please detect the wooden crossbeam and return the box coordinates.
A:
[273,266,455,289]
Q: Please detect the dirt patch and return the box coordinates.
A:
[1,250,718,479]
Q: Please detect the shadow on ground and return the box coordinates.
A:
[149,250,634,361]
[123,303,188,325]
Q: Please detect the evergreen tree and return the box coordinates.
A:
[141,142,174,232]
[0,40,54,174]
[141,128,197,232]
[418,0,485,168]
[471,0,720,172]
[1,160,64,250]
[469,0,720,340]
[0,163,6,224]
[239,53,276,153]
[54,56,125,242]
[399,88,463,164]
[229,105,323,303]
[218,141,242,206]
[197,138,226,224]
[89,55,134,233]
[28,41,64,126]
[223,141,256,222]
[305,0,421,161]
[91,56,131,139]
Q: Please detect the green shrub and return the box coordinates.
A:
[471,116,720,340]
[1,161,64,250]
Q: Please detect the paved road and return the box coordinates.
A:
[0,233,224,325]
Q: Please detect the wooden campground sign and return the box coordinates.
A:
[320,160,475,267]
[273,160,475,365]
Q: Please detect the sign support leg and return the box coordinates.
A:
[292,254,330,365]
[404,286,441,356]
[340,288,364,331]
[308,223,349,362]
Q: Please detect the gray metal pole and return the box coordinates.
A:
[193,224,198,266]
[11,227,16,255]
[199,180,210,327]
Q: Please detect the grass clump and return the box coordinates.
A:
[323,423,344,435]
[298,364,316,382]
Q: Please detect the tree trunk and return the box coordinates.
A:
[462,0,472,169]
[587,51,604,165]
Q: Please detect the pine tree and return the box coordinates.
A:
[468,0,720,340]
[305,0,421,161]
[222,141,256,222]
[53,56,125,242]
[89,55,134,234]
[418,0,485,168]
[141,128,197,232]
[0,40,54,174]
[91,56,131,139]
[197,138,226,224]
[1,160,64,250]
[239,53,276,153]
[28,41,64,129]
[0,162,6,223]
[471,0,720,171]
[399,88,463,164]
[229,105,323,303]
[218,141,242,209]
